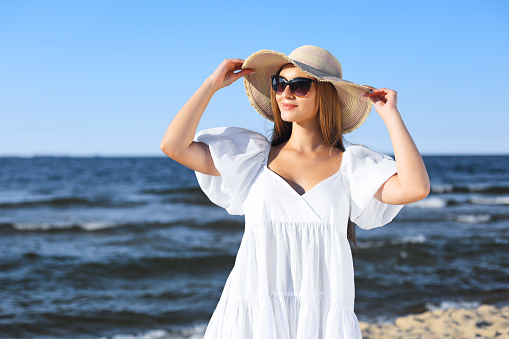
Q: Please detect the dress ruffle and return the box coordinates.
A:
[193,127,270,215]
[344,145,405,230]
[205,293,362,339]
[204,220,361,339]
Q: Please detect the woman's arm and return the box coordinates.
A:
[160,59,253,176]
[362,86,430,205]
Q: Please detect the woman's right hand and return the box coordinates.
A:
[208,58,254,92]
[161,58,254,176]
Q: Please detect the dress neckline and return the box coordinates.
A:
[263,146,348,198]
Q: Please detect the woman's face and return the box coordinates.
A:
[276,64,319,125]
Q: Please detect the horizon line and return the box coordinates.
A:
[1,152,509,158]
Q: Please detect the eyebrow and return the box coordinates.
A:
[277,76,317,81]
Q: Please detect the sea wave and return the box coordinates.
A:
[0,196,145,208]
[431,185,509,194]
[12,221,116,231]
[69,254,236,278]
[425,300,481,311]
[141,187,201,195]
[406,197,448,209]
[357,233,426,249]
[431,184,454,193]
[0,218,242,233]
[469,196,509,205]
[455,214,491,224]
[97,324,207,339]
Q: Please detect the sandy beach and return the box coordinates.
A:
[359,304,509,338]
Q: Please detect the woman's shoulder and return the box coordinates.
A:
[343,144,396,176]
[344,144,393,161]
[345,144,382,156]
[194,126,269,144]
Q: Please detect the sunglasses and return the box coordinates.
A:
[271,75,318,98]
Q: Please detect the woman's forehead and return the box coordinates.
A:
[279,64,312,78]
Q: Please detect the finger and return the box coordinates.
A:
[224,58,245,64]
[227,63,242,72]
[362,86,397,94]
[362,88,390,97]
[368,88,389,93]
[362,91,380,97]
[239,68,255,74]
[233,69,255,81]
[370,88,397,95]
[366,96,381,104]
[363,92,388,103]
[225,59,246,70]
[374,88,393,93]
[362,85,377,91]
[361,85,378,97]
[231,60,246,68]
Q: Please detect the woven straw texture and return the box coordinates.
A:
[242,46,373,134]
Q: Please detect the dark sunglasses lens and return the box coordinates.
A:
[291,80,312,97]
[272,76,286,94]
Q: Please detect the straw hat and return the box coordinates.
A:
[242,45,373,133]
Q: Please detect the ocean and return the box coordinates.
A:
[1,155,508,338]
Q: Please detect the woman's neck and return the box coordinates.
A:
[285,121,327,153]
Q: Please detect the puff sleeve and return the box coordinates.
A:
[345,145,405,230]
[193,126,270,215]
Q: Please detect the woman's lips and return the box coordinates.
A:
[281,104,297,110]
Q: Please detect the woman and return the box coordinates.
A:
[161,46,430,339]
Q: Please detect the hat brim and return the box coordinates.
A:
[242,49,373,134]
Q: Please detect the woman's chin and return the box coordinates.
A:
[280,112,297,122]
[280,114,317,124]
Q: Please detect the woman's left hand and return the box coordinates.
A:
[361,85,399,119]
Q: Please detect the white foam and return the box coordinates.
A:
[177,324,207,339]
[470,196,509,205]
[431,184,453,193]
[406,197,447,209]
[425,300,481,312]
[356,240,385,249]
[109,330,171,339]
[400,234,426,244]
[97,324,207,339]
[467,184,491,192]
[456,214,491,224]
[14,221,114,231]
[357,233,426,248]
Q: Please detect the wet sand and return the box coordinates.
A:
[359,304,509,338]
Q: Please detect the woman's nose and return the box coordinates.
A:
[282,84,294,98]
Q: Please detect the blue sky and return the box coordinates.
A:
[1,0,507,156]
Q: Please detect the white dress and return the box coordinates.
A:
[193,126,405,339]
